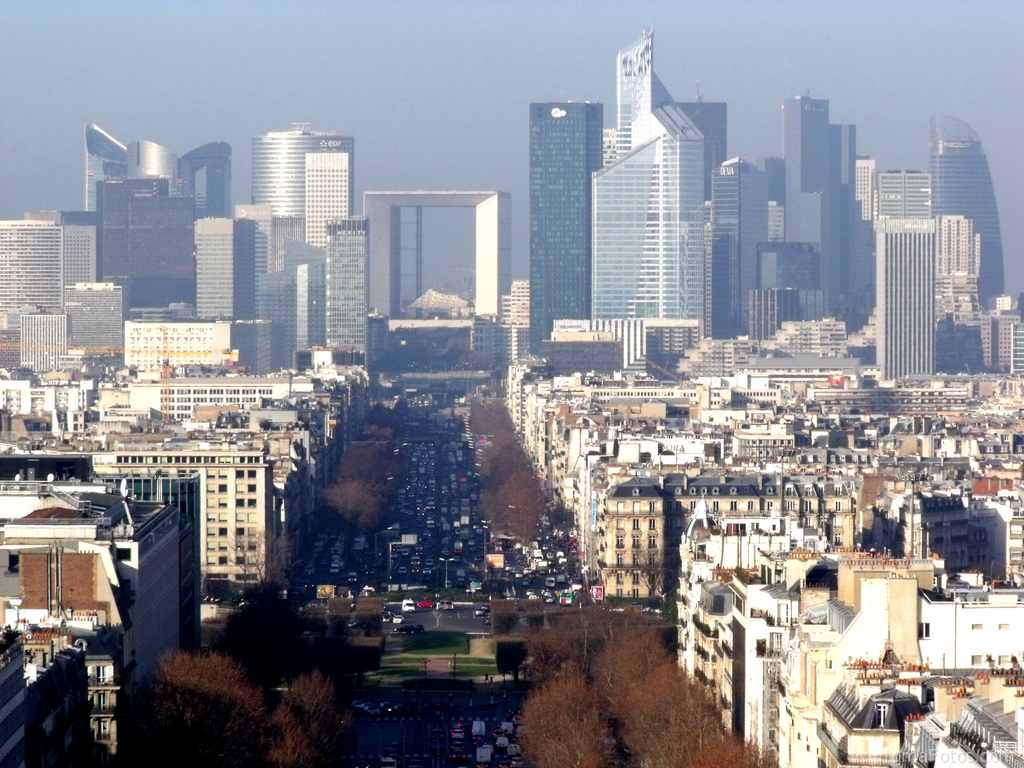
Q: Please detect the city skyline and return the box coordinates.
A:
[2,1,1021,291]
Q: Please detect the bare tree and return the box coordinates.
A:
[130,652,270,768]
[269,671,349,768]
[521,672,610,768]
[640,550,666,596]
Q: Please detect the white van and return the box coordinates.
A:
[401,599,416,613]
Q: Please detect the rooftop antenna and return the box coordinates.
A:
[291,122,311,133]
[695,80,703,102]
[805,88,811,97]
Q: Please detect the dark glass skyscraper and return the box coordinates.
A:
[930,116,1004,305]
[782,96,861,318]
[710,158,767,337]
[529,102,604,352]
[677,101,727,202]
[96,178,195,310]
[179,142,232,219]
[84,124,128,212]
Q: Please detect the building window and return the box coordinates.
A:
[648,518,656,530]
[218,527,228,537]
[918,623,930,639]
[632,519,640,530]
[971,655,983,665]
[631,572,640,585]
[615,553,623,566]
[999,623,1010,630]
[875,703,889,727]
[632,536,640,549]
[971,623,983,630]
[648,536,657,549]
[616,573,623,584]
[615,536,624,549]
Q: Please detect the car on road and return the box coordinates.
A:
[439,599,454,610]
[416,600,436,610]
[473,606,489,617]
[401,599,416,613]
[393,623,425,634]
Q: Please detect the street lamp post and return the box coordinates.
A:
[441,557,455,590]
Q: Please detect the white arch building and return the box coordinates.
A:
[363,191,511,317]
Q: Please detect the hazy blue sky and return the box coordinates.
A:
[2,0,1021,291]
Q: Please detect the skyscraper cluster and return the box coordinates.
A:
[0,28,1008,382]
[0,123,374,373]
[527,29,1005,380]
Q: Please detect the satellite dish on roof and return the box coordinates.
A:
[13,474,20,482]
[47,473,55,482]
[120,479,128,497]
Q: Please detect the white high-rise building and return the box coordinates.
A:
[876,170,931,219]
[506,279,530,327]
[195,218,261,321]
[936,214,981,280]
[935,214,982,314]
[602,127,618,167]
[876,218,936,379]
[592,29,705,321]
[0,220,63,316]
[195,218,235,319]
[20,313,67,372]
[61,223,96,286]
[304,152,352,249]
[854,156,875,220]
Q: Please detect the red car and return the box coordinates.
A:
[416,600,436,610]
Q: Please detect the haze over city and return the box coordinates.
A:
[2,0,1022,288]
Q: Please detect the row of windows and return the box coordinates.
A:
[614,535,659,550]
[919,621,1012,638]
[116,455,263,465]
[207,527,260,538]
[207,513,261,523]
[207,484,259,493]
[206,555,257,566]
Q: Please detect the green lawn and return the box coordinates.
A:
[401,632,470,655]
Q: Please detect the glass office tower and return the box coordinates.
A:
[592,30,705,322]
[179,142,232,219]
[710,158,768,338]
[127,140,178,181]
[84,124,128,212]
[252,128,355,218]
[930,115,1003,305]
[325,218,369,353]
[528,102,604,352]
[677,101,727,202]
[96,178,195,310]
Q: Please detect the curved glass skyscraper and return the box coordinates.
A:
[251,127,354,217]
[592,30,705,321]
[179,142,232,219]
[84,124,128,211]
[929,116,1003,304]
[127,140,178,181]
